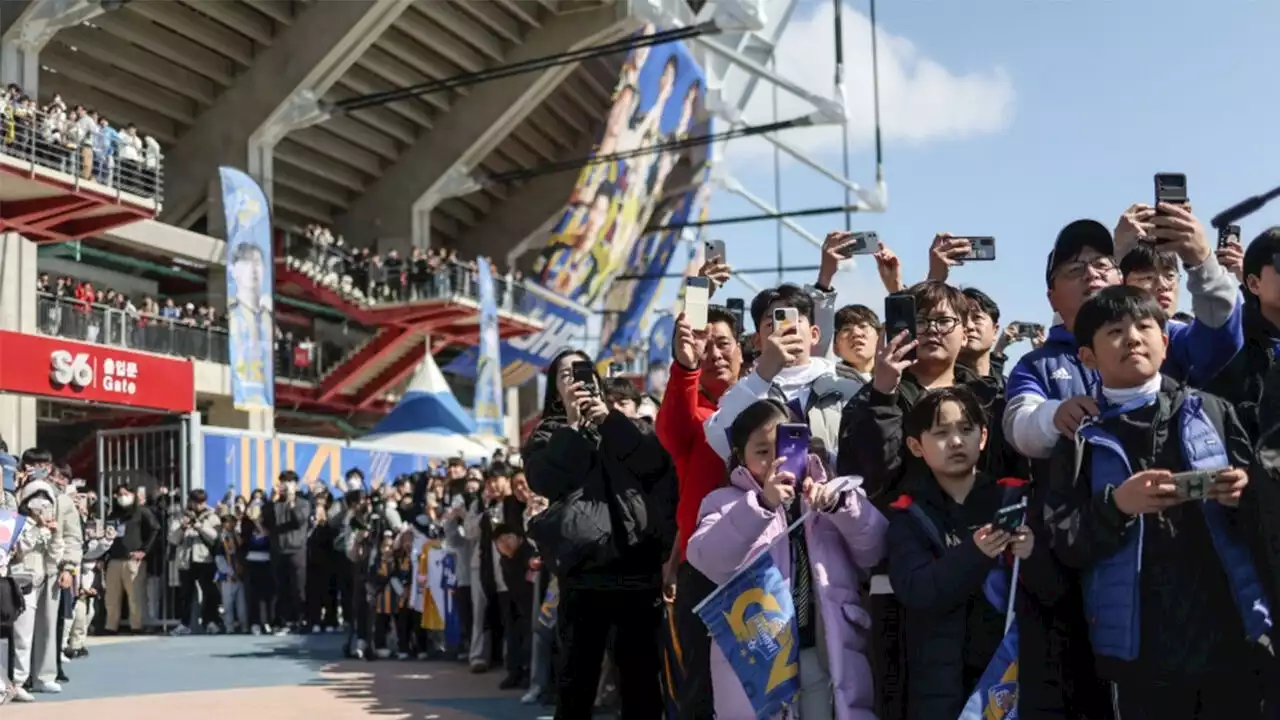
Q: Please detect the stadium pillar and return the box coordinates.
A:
[160,0,411,228]
[0,232,39,453]
[0,0,103,95]
[207,397,273,435]
[336,3,635,252]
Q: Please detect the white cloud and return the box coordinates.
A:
[722,3,1015,162]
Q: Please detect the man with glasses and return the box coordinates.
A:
[1002,208,1242,719]
[1121,243,1182,314]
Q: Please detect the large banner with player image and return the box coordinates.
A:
[219,167,274,411]
[446,28,709,388]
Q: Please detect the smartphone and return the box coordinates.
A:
[772,307,799,335]
[836,231,880,259]
[883,292,918,360]
[1017,322,1044,340]
[705,239,726,263]
[962,236,996,261]
[725,297,745,332]
[684,276,710,328]
[1219,224,1241,250]
[570,359,597,394]
[992,498,1027,534]
[1171,468,1222,501]
[1154,172,1189,208]
[775,423,811,483]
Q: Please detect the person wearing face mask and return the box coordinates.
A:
[8,450,81,700]
[263,471,310,635]
[102,484,157,636]
[168,489,220,635]
[442,476,481,660]
[523,349,677,719]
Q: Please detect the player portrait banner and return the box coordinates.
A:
[219,167,274,411]
[448,26,708,387]
[474,258,504,436]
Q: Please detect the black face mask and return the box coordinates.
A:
[462,490,480,507]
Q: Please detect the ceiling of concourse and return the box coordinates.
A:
[34,0,623,250]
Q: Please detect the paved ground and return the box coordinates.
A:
[8,634,553,719]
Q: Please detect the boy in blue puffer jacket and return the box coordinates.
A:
[1044,285,1270,719]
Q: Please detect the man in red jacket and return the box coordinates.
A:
[655,305,741,720]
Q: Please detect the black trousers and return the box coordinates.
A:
[178,562,219,628]
[272,551,307,626]
[555,586,662,720]
[503,588,531,679]
[334,555,353,627]
[454,585,473,654]
[868,591,908,720]
[245,561,275,627]
[1111,672,1262,720]
[672,562,716,720]
[306,550,339,628]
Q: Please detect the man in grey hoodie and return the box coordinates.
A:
[263,471,310,634]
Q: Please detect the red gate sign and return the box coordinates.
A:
[0,331,195,413]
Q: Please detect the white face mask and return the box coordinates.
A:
[117,495,134,508]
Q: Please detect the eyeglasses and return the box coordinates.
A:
[916,315,961,334]
[1127,270,1180,287]
[1056,257,1118,281]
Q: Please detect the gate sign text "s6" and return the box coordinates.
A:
[0,331,195,413]
[50,350,94,389]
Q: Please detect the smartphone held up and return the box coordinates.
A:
[683,276,711,329]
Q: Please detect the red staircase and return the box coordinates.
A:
[273,260,542,415]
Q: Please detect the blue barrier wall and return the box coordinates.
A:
[201,428,482,501]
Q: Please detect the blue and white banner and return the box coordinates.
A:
[443,285,588,388]
[219,167,274,411]
[201,429,483,502]
[474,258,504,436]
[647,312,675,368]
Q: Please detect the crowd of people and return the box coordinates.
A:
[5,196,1280,719]
[284,224,527,309]
[0,85,162,198]
[510,198,1279,719]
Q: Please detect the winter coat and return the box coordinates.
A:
[686,457,887,720]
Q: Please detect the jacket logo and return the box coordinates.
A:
[1049,368,1072,381]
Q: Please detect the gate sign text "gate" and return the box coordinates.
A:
[0,331,195,413]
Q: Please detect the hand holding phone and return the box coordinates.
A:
[833,231,879,259]
[1154,172,1189,210]
[992,499,1026,534]
[570,360,597,395]
[705,239,727,263]
[760,458,798,510]
[961,237,996,261]
[775,423,810,482]
[1219,224,1241,249]
[1171,469,1217,501]
[683,277,711,328]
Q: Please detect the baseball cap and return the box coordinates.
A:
[1045,219,1115,286]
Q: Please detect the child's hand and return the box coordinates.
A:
[1208,467,1248,507]
[1009,525,1035,559]
[802,478,841,512]
[759,459,796,510]
[973,524,1010,559]
[1113,469,1181,516]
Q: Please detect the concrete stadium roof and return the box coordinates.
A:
[26,0,629,255]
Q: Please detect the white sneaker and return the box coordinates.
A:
[395,652,410,660]
[32,681,61,694]
[170,624,192,636]
[374,648,391,659]
[311,625,321,634]
[251,624,263,636]
[273,626,290,637]
[10,687,33,703]
[205,622,221,635]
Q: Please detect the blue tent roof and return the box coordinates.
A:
[368,352,476,436]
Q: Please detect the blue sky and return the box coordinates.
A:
[641,0,1280,369]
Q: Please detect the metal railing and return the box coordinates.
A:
[0,102,164,202]
[280,231,531,313]
[35,294,332,383]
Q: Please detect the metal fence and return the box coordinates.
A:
[97,424,190,629]
[0,102,164,202]
[36,294,332,383]
[280,231,531,312]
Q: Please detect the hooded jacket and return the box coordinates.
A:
[522,350,677,589]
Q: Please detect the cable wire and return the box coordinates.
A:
[485,118,809,186]
[647,204,859,233]
[868,0,884,182]
[771,55,784,285]
[616,264,825,280]
[835,0,852,231]
[333,23,720,113]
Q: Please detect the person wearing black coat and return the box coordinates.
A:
[522,350,677,720]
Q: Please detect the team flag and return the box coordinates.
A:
[694,549,800,719]
[958,543,1024,719]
